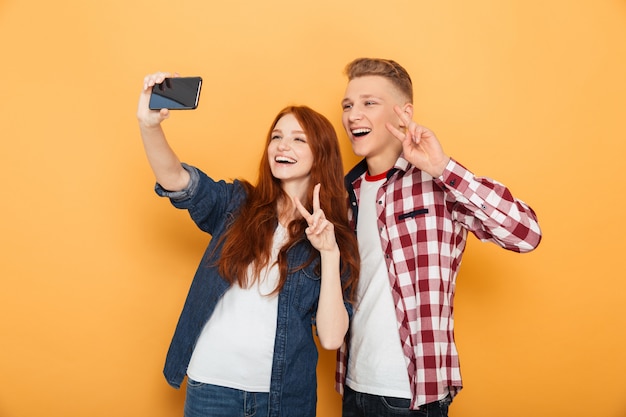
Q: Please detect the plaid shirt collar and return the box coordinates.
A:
[344,156,411,188]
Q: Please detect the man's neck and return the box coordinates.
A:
[366,150,401,176]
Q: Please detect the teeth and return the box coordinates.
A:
[352,128,371,137]
[276,156,296,164]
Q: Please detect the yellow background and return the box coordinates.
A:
[1,0,625,416]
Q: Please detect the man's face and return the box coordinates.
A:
[341,76,409,163]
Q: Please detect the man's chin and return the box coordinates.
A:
[350,142,368,157]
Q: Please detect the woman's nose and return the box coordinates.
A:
[277,139,290,150]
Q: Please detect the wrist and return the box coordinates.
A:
[432,156,451,178]
[138,119,163,131]
[319,245,340,258]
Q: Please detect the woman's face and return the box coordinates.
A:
[267,113,314,193]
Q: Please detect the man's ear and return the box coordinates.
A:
[397,103,414,128]
[403,103,414,119]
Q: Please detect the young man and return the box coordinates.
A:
[337,58,542,417]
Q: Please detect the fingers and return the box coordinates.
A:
[294,196,312,223]
[307,213,327,235]
[294,184,327,233]
[294,184,338,251]
[312,183,321,212]
[143,72,172,91]
[396,105,419,138]
[389,105,428,145]
[385,122,405,141]
[393,105,412,127]
[306,217,332,238]
[308,184,325,232]
[138,72,176,127]
[384,105,411,142]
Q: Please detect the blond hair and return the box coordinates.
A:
[344,57,413,103]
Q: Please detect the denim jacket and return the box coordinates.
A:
[155,164,351,417]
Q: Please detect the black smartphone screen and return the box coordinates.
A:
[149,77,202,110]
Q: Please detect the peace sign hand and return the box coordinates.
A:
[385,105,450,178]
[294,184,339,254]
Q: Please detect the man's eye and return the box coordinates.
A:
[342,103,353,110]
[365,101,375,106]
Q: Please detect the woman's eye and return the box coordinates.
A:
[294,137,306,143]
[271,135,281,140]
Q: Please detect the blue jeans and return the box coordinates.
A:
[342,385,451,417]
[184,378,269,417]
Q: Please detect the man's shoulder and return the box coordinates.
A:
[345,159,369,187]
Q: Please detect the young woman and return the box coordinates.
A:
[137,72,360,417]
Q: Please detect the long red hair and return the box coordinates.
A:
[217,105,359,299]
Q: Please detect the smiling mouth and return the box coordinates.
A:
[275,156,296,164]
[351,128,371,137]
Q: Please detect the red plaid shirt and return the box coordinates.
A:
[337,157,542,409]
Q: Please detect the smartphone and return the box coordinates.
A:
[149,76,202,110]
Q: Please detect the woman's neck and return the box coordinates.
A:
[277,197,298,227]
[280,179,308,202]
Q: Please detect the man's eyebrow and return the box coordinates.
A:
[343,93,378,102]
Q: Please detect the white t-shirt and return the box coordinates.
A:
[186,224,287,392]
[346,176,412,398]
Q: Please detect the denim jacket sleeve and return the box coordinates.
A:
[154,162,201,202]
[154,163,246,235]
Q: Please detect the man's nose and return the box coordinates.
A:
[347,106,362,122]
